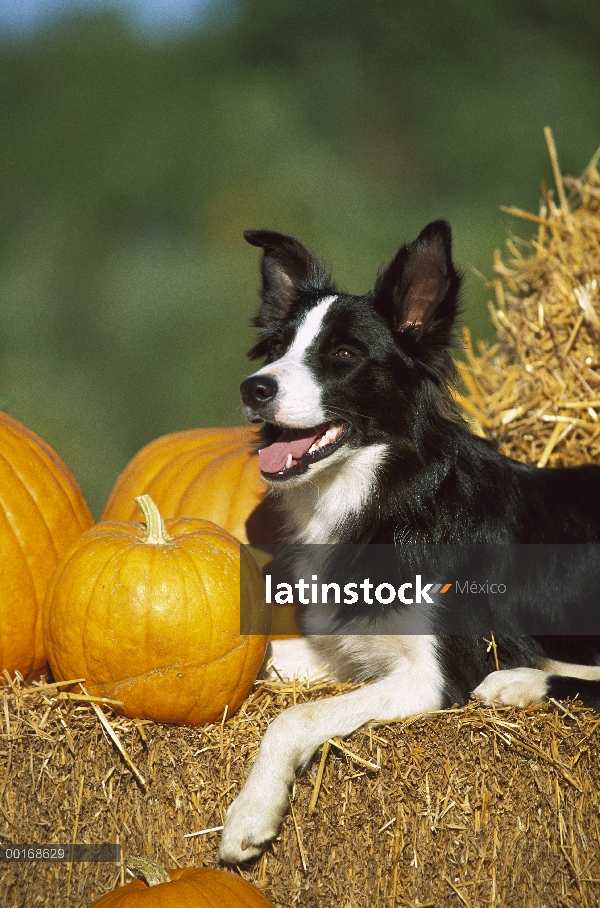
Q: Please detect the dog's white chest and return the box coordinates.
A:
[281,443,388,543]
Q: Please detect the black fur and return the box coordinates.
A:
[242,220,600,711]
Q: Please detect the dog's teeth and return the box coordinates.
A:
[285,453,293,470]
[313,426,342,451]
[308,444,317,454]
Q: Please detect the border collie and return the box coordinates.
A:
[220,220,600,863]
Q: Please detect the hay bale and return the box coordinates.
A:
[2,673,600,907]
[457,133,600,469]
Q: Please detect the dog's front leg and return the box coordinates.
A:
[219,644,443,862]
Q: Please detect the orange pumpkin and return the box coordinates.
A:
[102,427,299,638]
[43,496,270,725]
[0,410,93,682]
[102,427,279,545]
[88,862,275,907]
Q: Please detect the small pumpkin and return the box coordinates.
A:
[0,410,93,682]
[43,496,270,726]
[102,427,299,638]
[102,426,279,545]
[88,859,275,907]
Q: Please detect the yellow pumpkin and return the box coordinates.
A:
[0,410,93,682]
[43,496,270,725]
[102,427,299,638]
[88,861,275,907]
[102,427,279,545]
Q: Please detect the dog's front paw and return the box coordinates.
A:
[219,778,289,863]
[473,667,549,708]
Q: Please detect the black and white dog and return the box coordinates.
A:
[220,220,600,863]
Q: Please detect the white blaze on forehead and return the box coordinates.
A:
[253,295,337,428]
[286,294,338,359]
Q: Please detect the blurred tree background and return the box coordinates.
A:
[0,0,599,517]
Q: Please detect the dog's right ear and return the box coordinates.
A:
[244,229,332,326]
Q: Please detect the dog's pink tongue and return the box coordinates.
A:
[258,427,324,473]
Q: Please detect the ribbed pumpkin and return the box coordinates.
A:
[88,861,275,907]
[101,427,299,637]
[43,496,270,726]
[0,410,93,682]
[102,427,279,545]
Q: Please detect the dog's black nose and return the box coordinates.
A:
[240,374,278,408]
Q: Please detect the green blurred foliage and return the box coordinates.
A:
[0,0,599,516]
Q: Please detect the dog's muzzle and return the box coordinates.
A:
[240,374,278,421]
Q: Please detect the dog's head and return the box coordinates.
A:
[240,220,461,485]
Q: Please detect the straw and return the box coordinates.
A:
[3,673,600,906]
[457,137,600,472]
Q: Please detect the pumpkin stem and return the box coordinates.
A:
[135,495,173,545]
[127,856,171,886]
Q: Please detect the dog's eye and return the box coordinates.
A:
[335,348,355,360]
[272,342,284,355]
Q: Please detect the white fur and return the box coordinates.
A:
[474,659,600,709]
[264,637,333,681]
[280,443,389,542]
[220,635,443,862]
[473,667,549,708]
[253,295,337,428]
[287,295,338,358]
[538,658,600,679]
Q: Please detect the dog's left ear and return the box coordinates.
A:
[374,220,460,350]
